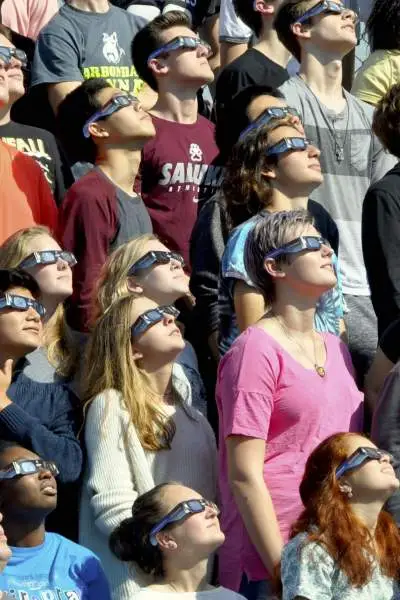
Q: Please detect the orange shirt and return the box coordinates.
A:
[0,140,58,244]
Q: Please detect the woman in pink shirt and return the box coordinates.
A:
[216,209,363,600]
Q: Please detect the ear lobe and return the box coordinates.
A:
[264,258,286,279]
[89,122,109,139]
[253,0,273,15]
[148,58,169,77]
[157,533,178,551]
[127,278,143,295]
[131,348,144,361]
[261,167,277,181]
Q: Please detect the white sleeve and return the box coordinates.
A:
[219,0,251,43]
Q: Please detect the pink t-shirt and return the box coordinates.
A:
[216,326,364,588]
[139,114,220,267]
[1,0,59,40]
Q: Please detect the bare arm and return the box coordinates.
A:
[48,81,81,114]
[227,435,283,574]
[234,280,266,332]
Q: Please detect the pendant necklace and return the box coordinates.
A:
[275,315,326,377]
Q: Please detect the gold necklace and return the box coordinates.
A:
[275,315,326,377]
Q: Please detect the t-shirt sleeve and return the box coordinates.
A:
[221,221,256,289]
[32,29,83,87]
[218,331,277,440]
[281,537,335,600]
[59,180,117,332]
[219,0,251,43]
[81,552,112,600]
[351,56,393,107]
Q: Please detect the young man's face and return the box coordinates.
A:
[300,1,357,56]
[0,33,24,104]
[0,287,42,357]
[154,25,214,89]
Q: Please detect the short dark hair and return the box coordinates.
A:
[373,83,400,159]
[215,85,285,161]
[56,78,112,164]
[0,268,39,297]
[110,483,175,577]
[274,0,315,62]
[131,11,192,92]
[233,0,263,36]
[0,24,12,41]
[367,0,400,52]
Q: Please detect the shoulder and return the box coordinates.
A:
[63,170,115,204]
[365,164,400,199]
[39,6,80,37]
[197,115,215,132]
[46,533,104,574]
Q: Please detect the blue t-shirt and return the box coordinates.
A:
[0,533,111,600]
[218,215,344,355]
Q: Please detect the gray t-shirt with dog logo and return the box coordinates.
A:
[32,3,146,96]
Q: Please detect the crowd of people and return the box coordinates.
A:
[1,0,400,599]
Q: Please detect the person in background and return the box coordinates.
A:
[217,210,363,597]
[1,0,59,40]
[110,482,245,600]
[57,78,154,333]
[92,234,201,377]
[352,0,399,106]
[132,11,219,269]
[280,433,400,600]
[215,0,290,138]
[0,268,83,538]
[0,441,111,599]
[218,0,251,68]
[80,294,216,599]
[0,26,72,206]
[31,0,146,116]
[362,83,400,339]
[275,0,397,385]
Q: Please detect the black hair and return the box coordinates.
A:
[0,268,39,298]
[0,440,24,456]
[215,85,285,163]
[367,0,400,52]
[56,78,112,165]
[131,11,192,92]
[110,483,174,577]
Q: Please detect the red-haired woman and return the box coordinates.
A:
[280,432,400,599]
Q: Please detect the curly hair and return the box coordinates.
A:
[222,116,295,232]
[290,433,400,587]
[372,83,400,159]
[367,0,400,52]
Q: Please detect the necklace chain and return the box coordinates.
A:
[298,75,350,163]
[275,315,326,377]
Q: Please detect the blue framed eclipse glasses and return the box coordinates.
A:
[336,446,394,479]
[19,250,77,270]
[295,1,349,24]
[83,93,140,138]
[240,106,302,140]
[128,251,185,276]
[131,304,180,337]
[147,36,211,63]
[265,236,330,260]
[0,293,46,317]
[149,498,219,545]
[266,136,314,157]
[0,459,59,480]
[0,46,28,68]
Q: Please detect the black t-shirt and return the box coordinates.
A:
[215,48,290,124]
[380,318,400,364]
[0,121,73,206]
[308,199,339,256]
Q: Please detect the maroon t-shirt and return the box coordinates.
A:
[140,114,220,267]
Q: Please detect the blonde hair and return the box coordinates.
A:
[83,293,176,451]
[91,233,158,326]
[0,226,78,379]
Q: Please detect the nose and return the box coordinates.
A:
[26,306,41,320]
[343,8,357,23]
[308,143,321,158]
[197,43,209,58]
[380,452,392,464]
[56,257,69,270]
[163,314,174,325]
[321,242,333,257]
[133,100,143,112]
[38,467,53,480]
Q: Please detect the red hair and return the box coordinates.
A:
[288,432,400,587]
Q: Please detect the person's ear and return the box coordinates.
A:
[264,257,286,279]
[291,21,312,42]
[127,277,144,295]
[253,0,274,16]
[131,345,144,361]
[156,532,178,551]
[88,121,110,140]
[148,58,169,78]
[261,166,277,181]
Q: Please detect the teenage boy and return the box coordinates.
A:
[0,27,73,206]
[362,83,400,338]
[31,0,146,115]
[132,11,219,268]
[0,441,110,599]
[215,0,291,128]
[274,0,397,383]
[57,78,154,333]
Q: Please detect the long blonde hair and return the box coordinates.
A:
[91,233,158,327]
[83,293,176,451]
[0,226,78,379]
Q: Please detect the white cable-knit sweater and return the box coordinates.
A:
[79,366,217,600]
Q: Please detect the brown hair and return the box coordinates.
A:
[274,0,315,62]
[0,24,12,42]
[373,83,400,159]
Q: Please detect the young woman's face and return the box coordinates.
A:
[128,240,189,303]
[130,297,185,361]
[158,484,224,558]
[276,224,337,295]
[339,436,399,502]
[266,125,323,193]
[21,234,73,302]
